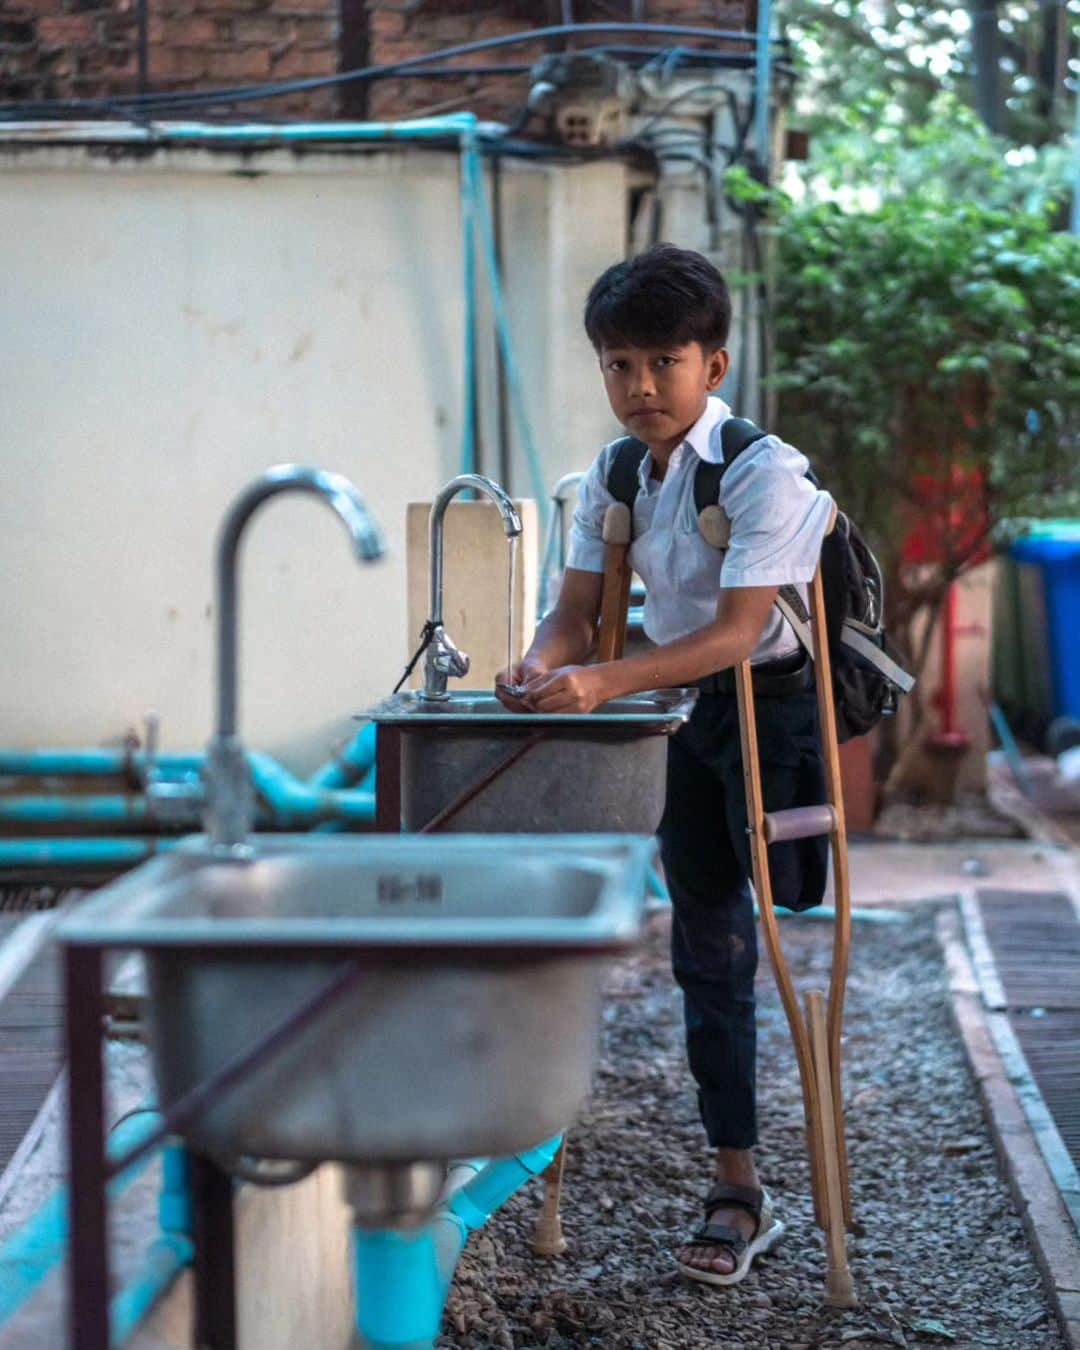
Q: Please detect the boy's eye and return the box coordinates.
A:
[655,356,677,367]
[607,360,627,372]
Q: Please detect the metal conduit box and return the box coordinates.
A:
[58,833,653,1162]
[366,688,697,834]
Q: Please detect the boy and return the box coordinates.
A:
[496,243,833,1287]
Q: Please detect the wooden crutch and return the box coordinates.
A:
[533,500,635,1256]
[734,503,857,1308]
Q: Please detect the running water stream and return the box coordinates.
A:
[506,533,518,695]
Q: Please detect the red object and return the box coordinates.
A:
[929,581,972,749]
[901,464,990,569]
[839,734,877,832]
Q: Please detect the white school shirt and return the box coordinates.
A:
[566,396,835,664]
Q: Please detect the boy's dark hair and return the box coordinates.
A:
[583,243,732,353]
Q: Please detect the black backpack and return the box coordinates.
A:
[605,417,914,742]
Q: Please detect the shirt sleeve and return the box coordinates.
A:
[719,435,834,587]
[565,444,617,574]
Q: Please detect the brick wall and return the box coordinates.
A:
[367,1,756,123]
[0,0,342,114]
[0,0,753,119]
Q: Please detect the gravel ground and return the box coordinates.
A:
[439,904,1066,1350]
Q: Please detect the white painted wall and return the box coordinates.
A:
[0,141,627,765]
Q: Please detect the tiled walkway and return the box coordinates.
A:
[0,914,64,1182]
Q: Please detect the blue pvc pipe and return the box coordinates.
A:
[0,734,377,794]
[0,795,151,824]
[0,745,374,836]
[147,114,479,145]
[157,1143,192,1238]
[0,1112,165,1325]
[468,130,548,517]
[307,722,378,790]
[754,0,773,172]
[0,750,202,778]
[354,1135,561,1350]
[459,128,480,479]
[354,1228,444,1348]
[646,862,668,899]
[107,1139,194,1344]
[0,837,178,869]
[109,1234,193,1347]
[446,1135,560,1232]
[247,753,375,826]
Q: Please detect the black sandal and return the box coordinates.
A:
[676,1182,785,1287]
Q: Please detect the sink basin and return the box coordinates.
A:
[368,687,695,726]
[366,687,697,833]
[59,833,651,1163]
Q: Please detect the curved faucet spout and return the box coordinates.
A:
[428,473,521,629]
[209,464,385,847]
[423,473,521,701]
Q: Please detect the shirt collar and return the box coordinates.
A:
[631,394,734,491]
[633,394,732,489]
[684,394,731,464]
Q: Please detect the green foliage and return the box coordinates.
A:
[795,94,1072,217]
[736,104,1080,625]
[775,0,1078,146]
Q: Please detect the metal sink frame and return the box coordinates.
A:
[367,687,697,834]
[59,833,650,1165]
[56,830,651,1350]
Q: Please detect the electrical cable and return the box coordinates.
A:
[393,622,439,694]
[0,22,784,121]
[631,79,744,139]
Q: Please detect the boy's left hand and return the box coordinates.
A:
[523,664,611,714]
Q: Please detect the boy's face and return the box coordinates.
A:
[598,341,729,455]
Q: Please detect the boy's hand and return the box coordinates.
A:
[523,664,612,715]
[494,655,548,711]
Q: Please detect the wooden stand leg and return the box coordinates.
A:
[532,1136,568,1256]
[806,990,857,1309]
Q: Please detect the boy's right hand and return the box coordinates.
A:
[494,656,548,711]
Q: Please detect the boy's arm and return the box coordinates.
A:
[495,567,602,706]
[524,583,777,714]
[528,568,604,668]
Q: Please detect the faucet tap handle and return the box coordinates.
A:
[142,710,205,825]
[423,625,470,698]
[436,640,470,679]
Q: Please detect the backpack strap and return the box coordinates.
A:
[693,416,770,514]
[775,587,814,658]
[609,419,769,521]
[605,436,650,511]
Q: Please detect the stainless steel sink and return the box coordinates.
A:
[367,687,697,833]
[369,688,696,726]
[59,833,652,1163]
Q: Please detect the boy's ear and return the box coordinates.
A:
[706,347,730,390]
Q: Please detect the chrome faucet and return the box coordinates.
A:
[424,473,522,700]
[205,465,385,850]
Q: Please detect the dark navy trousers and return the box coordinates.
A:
[657,684,828,1149]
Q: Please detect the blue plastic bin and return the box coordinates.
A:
[1010,521,1080,722]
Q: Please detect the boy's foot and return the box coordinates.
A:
[675,1150,773,1278]
[675,1197,757,1275]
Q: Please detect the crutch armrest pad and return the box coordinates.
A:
[602,502,632,546]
